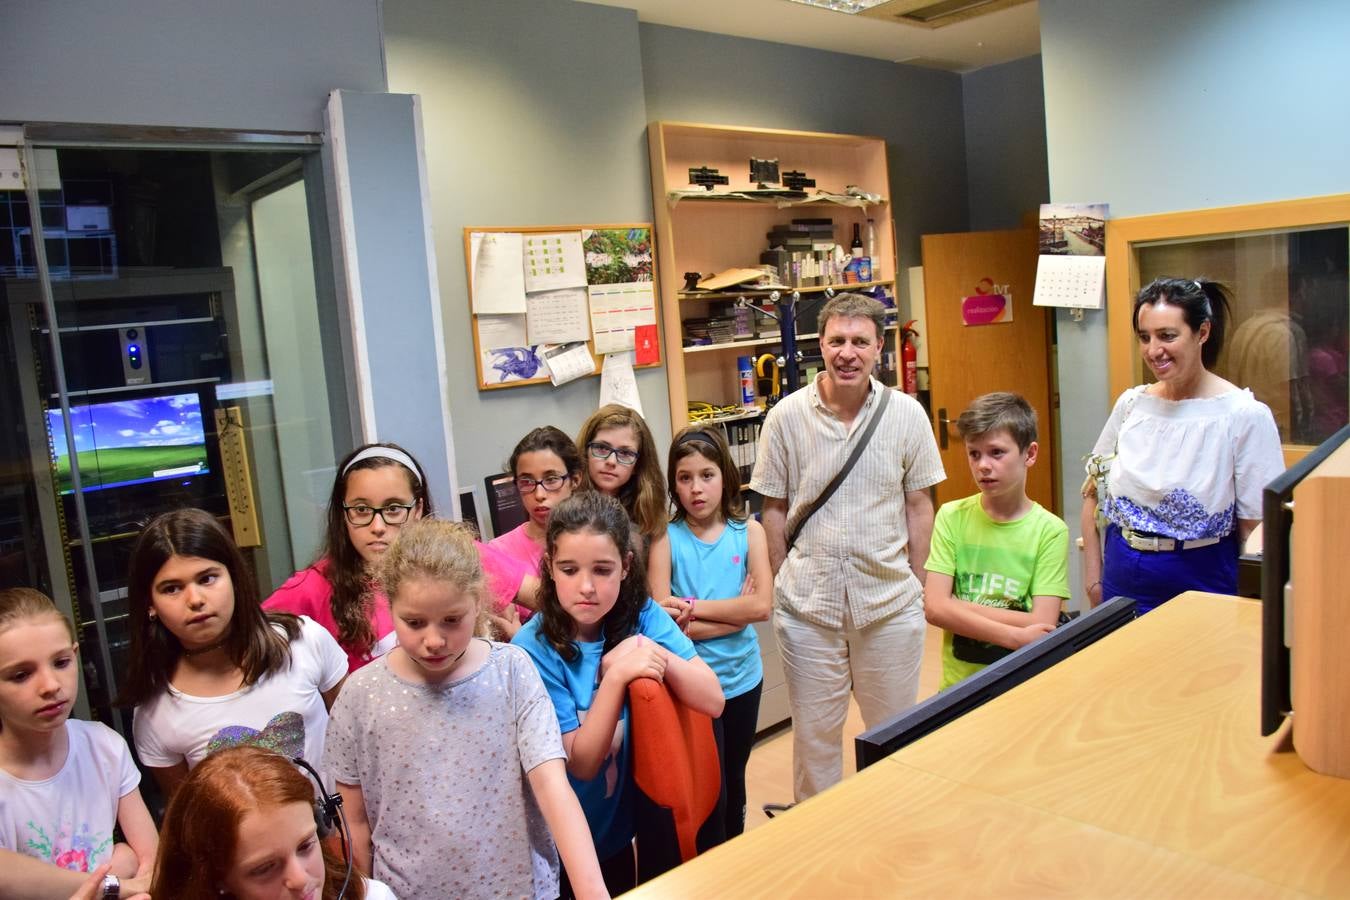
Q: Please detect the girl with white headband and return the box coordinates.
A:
[265,443,433,673]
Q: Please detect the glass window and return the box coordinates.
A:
[1136,226,1350,444]
[1,136,349,732]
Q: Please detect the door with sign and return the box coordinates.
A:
[921,228,1056,511]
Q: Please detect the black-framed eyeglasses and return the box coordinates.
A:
[586,441,639,466]
[516,473,569,494]
[343,503,415,526]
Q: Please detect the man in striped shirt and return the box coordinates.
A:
[750,293,945,800]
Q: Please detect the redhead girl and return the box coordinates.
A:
[121,509,347,800]
[151,745,394,899]
[325,518,606,900]
[575,405,666,554]
[265,443,432,672]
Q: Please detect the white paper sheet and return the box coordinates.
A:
[524,232,587,293]
[600,351,643,415]
[477,313,529,351]
[1032,254,1106,309]
[541,342,596,386]
[526,287,591,345]
[587,282,657,355]
[470,232,527,314]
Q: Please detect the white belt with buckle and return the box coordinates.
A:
[1121,527,1221,552]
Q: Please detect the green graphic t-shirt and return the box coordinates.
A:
[926,494,1070,689]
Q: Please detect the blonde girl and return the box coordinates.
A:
[323,518,607,900]
[0,588,157,899]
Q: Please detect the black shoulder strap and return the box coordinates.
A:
[785,389,892,551]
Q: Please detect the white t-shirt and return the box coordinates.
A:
[1092,386,1285,539]
[363,878,398,899]
[133,616,346,772]
[0,719,139,872]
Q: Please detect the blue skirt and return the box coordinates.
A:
[1102,524,1239,615]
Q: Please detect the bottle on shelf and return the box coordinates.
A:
[850,223,864,258]
[866,218,876,266]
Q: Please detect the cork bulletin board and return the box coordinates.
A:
[463,224,663,390]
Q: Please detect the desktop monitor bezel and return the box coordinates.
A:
[855,595,1137,770]
[1261,423,1350,736]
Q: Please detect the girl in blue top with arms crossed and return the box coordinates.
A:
[513,491,723,898]
[647,426,772,840]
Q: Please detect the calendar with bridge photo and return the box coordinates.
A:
[1033,202,1108,309]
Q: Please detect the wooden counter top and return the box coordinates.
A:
[626,592,1350,898]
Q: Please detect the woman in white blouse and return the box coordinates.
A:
[1082,277,1285,614]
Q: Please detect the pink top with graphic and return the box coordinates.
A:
[264,559,395,673]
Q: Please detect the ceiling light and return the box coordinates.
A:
[784,0,893,14]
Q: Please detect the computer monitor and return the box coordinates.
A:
[484,472,528,539]
[1261,423,1350,736]
[47,390,213,494]
[855,595,1138,770]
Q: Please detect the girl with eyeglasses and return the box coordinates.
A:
[485,427,583,632]
[265,443,432,673]
[575,405,667,557]
[121,509,347,803]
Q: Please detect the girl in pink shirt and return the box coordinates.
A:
[487,427,583,634]
[265,443,431,672]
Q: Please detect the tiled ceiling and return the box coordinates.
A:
[583,0,1040,71]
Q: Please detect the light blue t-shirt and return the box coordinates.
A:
[511,599,696,859]
[667,518,763,700]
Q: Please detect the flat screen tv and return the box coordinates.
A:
[1261,423,1350,736]
[855,595,1138,770]
[47,391,212,495]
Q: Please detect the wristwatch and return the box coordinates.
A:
[101,873,120,899]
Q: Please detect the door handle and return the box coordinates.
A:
[937,407,950,450]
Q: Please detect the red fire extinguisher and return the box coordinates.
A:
[900,319,919,397]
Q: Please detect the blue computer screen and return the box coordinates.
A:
[47,392,210,494]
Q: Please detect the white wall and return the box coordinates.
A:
[382,0,669,502]
[1040,0,1350,605]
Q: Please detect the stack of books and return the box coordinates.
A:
[763,218,837,288]
[682,316,737,347]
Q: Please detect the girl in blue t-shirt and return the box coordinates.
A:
[513,491,723,898]
[647,426,772,840]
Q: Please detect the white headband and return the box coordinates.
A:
[342,446,422,484]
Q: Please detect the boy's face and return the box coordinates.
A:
[964,428,1036,500]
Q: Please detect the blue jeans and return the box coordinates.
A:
[1102,524,1239,615]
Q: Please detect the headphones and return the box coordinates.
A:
[293,757,353,900]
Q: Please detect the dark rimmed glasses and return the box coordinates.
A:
[586,441,639,466]
[343,503,415,526]
[516,474,569,494]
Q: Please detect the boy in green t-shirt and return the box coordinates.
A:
[924,392,1070,690]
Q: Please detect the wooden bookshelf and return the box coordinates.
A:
[648,122,899,432]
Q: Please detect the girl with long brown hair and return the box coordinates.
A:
[265,443,432,672]
[121,509,347,801]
